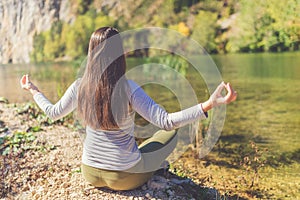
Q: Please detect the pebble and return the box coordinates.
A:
[166,189,174,196]
[170,178,191,185]
[147,180,167,190]
[61,182,70,188]
[141,185,148,190]
[145,192,151,199]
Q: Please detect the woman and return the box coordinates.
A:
[20,27,237,190]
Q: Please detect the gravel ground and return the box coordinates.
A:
[0,102,218,200]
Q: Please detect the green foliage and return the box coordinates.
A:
[158,55,189,76]
[31,33,45,62]
[30,0,300,62]
[72,0,92,14]
[169,22,190,37]
[173,0,200,13]
[191,10,218,53]
[31,21,64,62]
[145,54,189,77]
[64,14,94,58]
[0,97,9,104]
[227,0,300,52]
[43,21,64,60]
[1,131,37,156]
[0,101,78,156]
[31,9,116,62]
[94,13,116,28]
[169,163,189,179]
[16,102,43,119]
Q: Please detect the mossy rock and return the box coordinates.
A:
[0,97,9,104]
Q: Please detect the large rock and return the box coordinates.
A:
[0,0,73,64]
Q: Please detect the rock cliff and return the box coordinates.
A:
[0,0,74,64]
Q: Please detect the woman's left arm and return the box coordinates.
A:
[20,75,79,121]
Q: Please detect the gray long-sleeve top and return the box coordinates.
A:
[33,79,208,170]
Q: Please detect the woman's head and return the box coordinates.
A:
[78,27,129,130]
[87,27,126,76]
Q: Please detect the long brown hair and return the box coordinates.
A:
[77,27,129,130]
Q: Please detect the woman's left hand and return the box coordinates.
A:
[20,74,40,95]
[20,74,31,90]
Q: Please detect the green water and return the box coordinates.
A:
[214,53,300,198]
[1,53,299,194]
[1,53,300,151]
[1,53,299,152]
[218,53,300,154]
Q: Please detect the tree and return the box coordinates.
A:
[226,0,300,52]
[191,10,218,53]
[30,33,45,62]
[43,21,64,60]
[63,14,94,58]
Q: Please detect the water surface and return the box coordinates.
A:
[0,53,299,189]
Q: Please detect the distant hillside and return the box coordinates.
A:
[1,0,299,64]
[0,0,75,64]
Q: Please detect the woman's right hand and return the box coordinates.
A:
[201,82,237,112]
[209,82,237,106]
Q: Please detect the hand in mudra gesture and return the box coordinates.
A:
[20,74,40,95]
[209,82,237,107]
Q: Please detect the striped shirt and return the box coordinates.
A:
[33,79,207,171]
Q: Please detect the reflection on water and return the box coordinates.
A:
[0,62,78,103]
[215,53,300,153]
[215,53,300,198]
[1,54,299,141]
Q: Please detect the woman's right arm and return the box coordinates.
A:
[128,80,237,131]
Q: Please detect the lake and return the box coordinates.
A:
[1,52,300,198]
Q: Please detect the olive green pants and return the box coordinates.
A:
[81,129,178,190]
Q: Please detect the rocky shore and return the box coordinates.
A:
[0,101,219,200]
